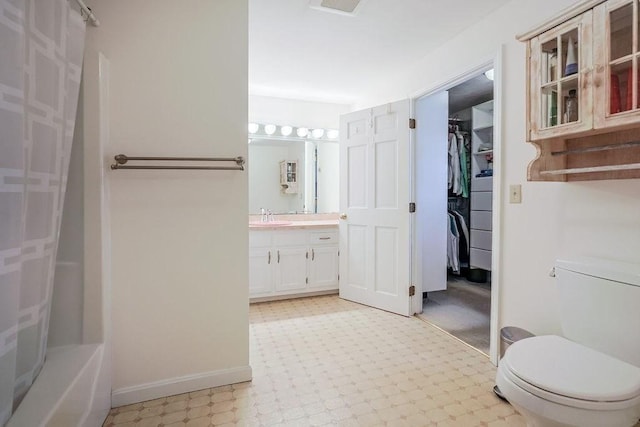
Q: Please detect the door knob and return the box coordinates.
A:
[339,213,347,220]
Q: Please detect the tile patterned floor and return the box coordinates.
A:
[104,295,525,426]
[420,278,491,354]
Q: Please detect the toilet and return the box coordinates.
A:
[496,258,640,427]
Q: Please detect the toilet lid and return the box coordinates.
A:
[503,335,640,402]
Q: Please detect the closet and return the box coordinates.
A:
[416,71,495,354]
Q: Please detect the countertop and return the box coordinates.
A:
[249,220,339,230]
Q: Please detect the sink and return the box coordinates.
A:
[250,220,293,227]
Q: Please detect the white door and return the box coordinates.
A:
[339,99,412,316]
[415,91,449,293]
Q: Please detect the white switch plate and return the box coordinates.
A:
[510,184,522,204]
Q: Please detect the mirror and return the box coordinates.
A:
[248,139,339,214]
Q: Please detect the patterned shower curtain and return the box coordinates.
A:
[0,0,86,424]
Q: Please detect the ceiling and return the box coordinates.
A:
[249,0,511,105]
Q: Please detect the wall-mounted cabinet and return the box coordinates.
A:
[280,160,298,193]
[520,0,640,181]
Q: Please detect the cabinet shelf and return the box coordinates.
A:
[540,162,640,176]
[474,150,493,155]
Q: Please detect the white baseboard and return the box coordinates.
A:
[111,365,252,407]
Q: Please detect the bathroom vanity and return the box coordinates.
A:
[249,219,339,301]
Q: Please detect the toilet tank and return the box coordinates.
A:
[555,258,640,367]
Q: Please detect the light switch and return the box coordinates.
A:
[510,184,522,204]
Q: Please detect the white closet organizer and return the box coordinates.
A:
[470,100,494,271]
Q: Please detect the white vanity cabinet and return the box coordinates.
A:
[249,227,339,300]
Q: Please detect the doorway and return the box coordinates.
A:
[413,63,499,359]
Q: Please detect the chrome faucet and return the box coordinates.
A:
[260,207,267,222]
[267,209,274,222]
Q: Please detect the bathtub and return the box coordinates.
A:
[7,343,110,427]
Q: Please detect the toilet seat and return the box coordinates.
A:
[501,335,640,411]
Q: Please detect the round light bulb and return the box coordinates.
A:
[311,128,325,139]
[248,123,259,134]
[280,125,293,136]
[484,69,494,81]
[327,129,339,139]
[296,127,309,137]
[264,124,276,135]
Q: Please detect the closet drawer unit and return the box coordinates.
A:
[471,191,492,211]
[471,229,492,251]
[472,176,493,191]
[249,230,272,248]
[309,230,338,245]
[273,229,308,246]
[470,210,492,231]
[470,248,492,270]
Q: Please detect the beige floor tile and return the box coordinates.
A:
[104,295,524,427]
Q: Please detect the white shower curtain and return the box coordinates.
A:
[0,0,86,424]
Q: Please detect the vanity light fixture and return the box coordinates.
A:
[311,128,325,139]
[296,127,309,137]
[280,125,293,136]
[327,129,339,139]
[248,123,259,134]
[264,124,277,135]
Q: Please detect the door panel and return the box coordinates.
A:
[308,246,338,289]
[339,99,411,316]
[348,144,368,208]
[415,91,449,293]
[374,141,398,209]
[275,246,307,291]
[374,226,398,295]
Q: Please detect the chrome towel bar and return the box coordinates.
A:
[110,154,245,171]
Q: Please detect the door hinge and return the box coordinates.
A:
[409,118,416,129]
[409,285,416,297]
[409,202,416,213]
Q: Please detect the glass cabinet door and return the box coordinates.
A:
[530,12,593,140]
[594,0,640,128]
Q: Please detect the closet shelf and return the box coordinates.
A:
[539,163,640,176]
[474,150,493,155]
[472,124,493,132]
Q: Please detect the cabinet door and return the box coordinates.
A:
[308,245,339,289]
[594,0,640,128]
[274,246,308,292]
[529,11,594,140]
[249,247,273,296]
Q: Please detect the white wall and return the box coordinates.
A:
[249,95,350,129]
[316,142,339,213]
[358,0,640,336]
[85,0,250,405]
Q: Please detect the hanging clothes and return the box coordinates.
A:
[448,132,461,195]
[446,212,460,274]
[450,209,470,264]
[457,131,470,198]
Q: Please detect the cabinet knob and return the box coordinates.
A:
[339,213,347,220]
